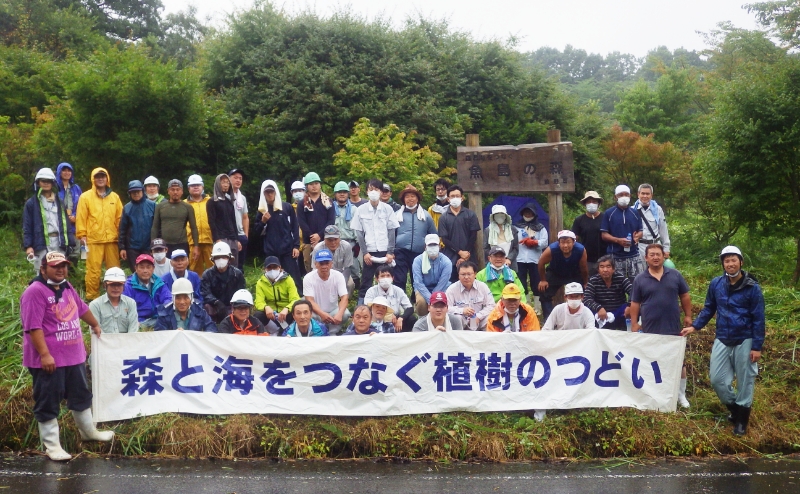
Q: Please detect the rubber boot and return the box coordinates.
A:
[71,408,114,441]
[725,403,738,424]
[38,419,72,461]
[532,409,546,422]
[733,406,751,436]
[678,378,690,408]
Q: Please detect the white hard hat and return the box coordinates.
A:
[172,278,194,296]
[719,245,743,260]
[103,267,127,283]
[35,168,56,182]
[187,174,203,186]
[230,289,254,307]
[143,176,159,186]
[211,241,232,258]
[564,282,583,295]
[291,180,306,191]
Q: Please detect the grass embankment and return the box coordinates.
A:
[0,222,798,460]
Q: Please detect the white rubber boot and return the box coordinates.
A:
[71,409,114,442]
[38,419,72,461]
[533,409,547,422]
[678,378,690,408]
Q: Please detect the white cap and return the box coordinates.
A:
[144,176,159,186]
[614,185,630,195]
[425,234,440,246]
[35,168,56,182]
[720,245,743,260]
[230,289,254,307]
[368,296,394,314]
[564,282,583,295]
[291,180,306,191]
[187,174,203,186]
[557,230,576,240]
[170,249,188,259]
[211,241,232,258]
[491,204,508,215]
[103,267,127,283]
[172,278,194,296]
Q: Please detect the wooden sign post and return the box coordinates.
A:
[456,131,575,266]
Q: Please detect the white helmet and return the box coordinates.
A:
[211,241,232,259]
[230,289,254,307]
[719,245,743,261]
[187,174,203,186]
[35,168,56,182]
[291,180,306,191]
[103,267,127,283]
[172,278,194,296]
[143,176,159,186]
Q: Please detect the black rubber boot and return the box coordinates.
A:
[733,406,751,436]
[725,403,738,424]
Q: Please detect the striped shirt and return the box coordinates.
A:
[584,273,632,313]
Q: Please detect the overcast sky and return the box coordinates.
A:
[160,0,760,57]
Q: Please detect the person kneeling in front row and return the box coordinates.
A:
[284,299,329,337]
[343,305,381,335]
[218,289,268,335]
[412,292,463,332]
[154,278,217,332]
[542,282,595,331]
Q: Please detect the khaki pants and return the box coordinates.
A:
[189,243,213,276]
[302,244,314,272]
[415,292,429,317]
[85,242,120,300]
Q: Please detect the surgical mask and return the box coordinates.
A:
[504,307,519,316]
[266,269,280,281]
[292,192,305,202]
[46,278,66,286]
[214,258,229,269]
[449,197,462,208]
[725,270,741,278]
[153,252,167,262]
[617,196,630,207]
[567,299,582,310]
[146,193,159,200]
[367,190,381,202]
[378,278,393,289]
[436,195,447,202]
[523,215,534,222]
[426,245,439,258]
[494,214,506,224]
[585,203,599,214]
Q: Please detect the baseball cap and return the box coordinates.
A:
[488,246,506,257]
[430,291,448,306]
[135,254,155,265]
[168,179,182,188]
[382,183,392,192]
[150,238,167,250]
[170,249,188,259]
[264,182,276,191]
[228,168,245,178]
[425,234,440,246]
[128,180,143,192]
[349,180,359,188]
[333,181,349,193]
[324,225,341,238]
[315,249,333,262]
[564,282,583,295]
[501,284,522,300]
[557,230,576,240]
[45,251,71,267]
[263,256,280,268]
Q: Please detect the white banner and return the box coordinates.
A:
[90,329,686,422]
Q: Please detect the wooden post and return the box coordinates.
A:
[465,134,485,268]
[547,129,563,242]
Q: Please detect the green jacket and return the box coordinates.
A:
[476,265,525,303]
[255,271,301,313]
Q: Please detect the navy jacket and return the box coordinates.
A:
[692,271,765,351]
[254,201,299,257]
[56,162,82,234]
[154,302,218,332]
[119,197,156,251]
[22,190,73,253]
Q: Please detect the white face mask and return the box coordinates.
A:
[292,192,305,202]
[617,196,630,207]
[504,307,519,316]
[494,214,506,224]
[725,270,741,278]
[367,190,381,202]
[426,245,439,258]
[153,252,167,262]
[146,193,159,200]
[567,299,582,310]
[214,258,229,269]
[266,269,280,281]
[378,278,393,289]
[585,203,599,214]
[449,197,462,208]
[436,195,447,201]
[523,215,534,222]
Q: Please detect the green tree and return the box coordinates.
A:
[0,46,64,122]
[331,117,451,201]
[705,54,800,282]
[746,1,800,48]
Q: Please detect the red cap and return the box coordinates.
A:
[430,291,448,305]
[135,254,155,265]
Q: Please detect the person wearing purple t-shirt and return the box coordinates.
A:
[20,251,114,461]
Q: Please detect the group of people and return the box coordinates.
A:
[19,165,766,461]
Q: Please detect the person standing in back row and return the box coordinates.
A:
[118,180,155,266]
[228,169,250,270]
[633,183,671,260]
[296,172,335,273]
[55,163,81,264]
[600,185,643,282]
[438,185,480,282]
[185,174,213,276]
[151,179,200,260]
[207,174,240,268]
[572,191,608,276]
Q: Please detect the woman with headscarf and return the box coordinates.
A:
[483,204,519,271]
[206,174,240,267]
[514,202,548,311]
[254,180,301,285]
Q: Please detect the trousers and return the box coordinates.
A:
[710,338,758,408]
